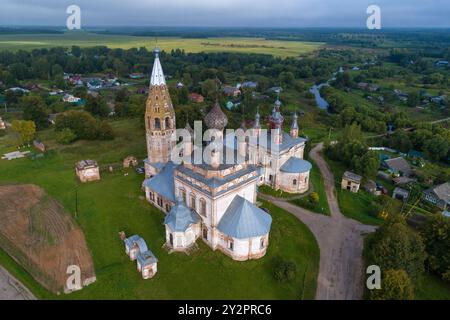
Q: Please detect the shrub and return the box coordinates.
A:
[309,192,319,204]
[274,260,297,282]
[56,128,77,144]
[370,269,414,300]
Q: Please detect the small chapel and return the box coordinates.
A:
[142,48,311,261]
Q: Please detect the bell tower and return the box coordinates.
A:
[145,47,176,176]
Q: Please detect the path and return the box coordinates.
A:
[365,116,450,139]
[259,143,376,300]
[0,266,36,300]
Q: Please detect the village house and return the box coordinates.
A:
[363,180,381,196]
[189,93,204,103]
[129,72,145,79]
[341,171,362,193]
[435,60,449,67]
[75,160,101,183]
[63,94,82,104]
[5,87,30,94]
[393,187,409,201]
[240,81,258,89]
[423,182,450,210]
[267,86,283,94]
[383,157,413,177]
[223,86,241,97]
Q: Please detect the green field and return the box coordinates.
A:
[0,118,319,299]
[0,32,323,58]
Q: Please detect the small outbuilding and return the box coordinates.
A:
[136,250,158,280]
[0,117,5,130]
[341,171,362,193]
[124,234,148,261]
[393,187,409,201]
[75,160,100,183]
[364,180,381,196]
[123,155,138,168]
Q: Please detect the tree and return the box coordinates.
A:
[201,79,218,101]
[370,269,414,300]
[421,215,450,282]
[423,135,450,161]
[96,120,115,140]
[21,96,49,130]
[55,110,98,140]
[11,120,36,145]
[355,151,380,179]
[367,217,426,281]
[85,96,110,118]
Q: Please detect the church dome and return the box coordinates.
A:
[204,101,228,131]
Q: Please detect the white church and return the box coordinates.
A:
[142,48,311,261]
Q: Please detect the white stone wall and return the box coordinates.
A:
[278,171,310,194]
[165,224,200,250]
[216,232,269,261]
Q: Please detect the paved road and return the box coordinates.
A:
[260,143,376,300]
[0,266,36,300]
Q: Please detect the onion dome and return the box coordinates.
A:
[205,100,228,131]
[268,98,284,129]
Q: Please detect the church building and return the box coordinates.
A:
[142,48,310,261]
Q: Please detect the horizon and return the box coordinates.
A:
[1,0,449,28]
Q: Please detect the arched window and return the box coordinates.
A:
[179,188,187,203]
[228,239,234,251]
[293,179,297,186]
[260,238,265,249]
[190,193,196,211]
[165,117,171,129]
[200,198,207,217]
[154,118,161,130]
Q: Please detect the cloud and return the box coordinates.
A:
[0,0,449,27]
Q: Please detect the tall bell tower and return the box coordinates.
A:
[144,47,176,177]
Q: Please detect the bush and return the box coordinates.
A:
[309,192,319,204]
[370,269,414,300]
[56,128,77,144]
[96,120,115,140]
[274,260,297,282]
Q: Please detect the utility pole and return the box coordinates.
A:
[75,186,78,219]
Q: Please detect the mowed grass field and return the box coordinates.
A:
[0,118,319,299]
[0,32,323,58]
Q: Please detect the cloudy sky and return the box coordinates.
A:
[1,0,449,28]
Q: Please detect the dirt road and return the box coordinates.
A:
[259,143,376,300]
[0,266,36,300]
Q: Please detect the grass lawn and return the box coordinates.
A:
[0,118,319,299]
[415,274,450,300]
[0,32,323,58]
[290,161,330,215]
[323,154,383,225]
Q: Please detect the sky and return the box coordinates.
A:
[0,0,449,28]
